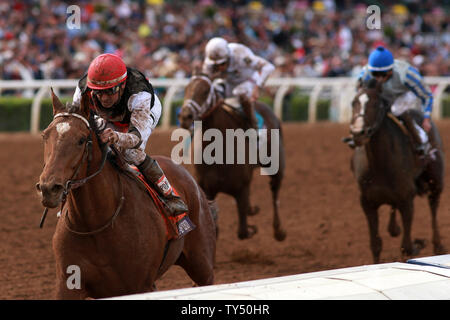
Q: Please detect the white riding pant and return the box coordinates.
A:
[214,79,255,100]
[391,92,428,144]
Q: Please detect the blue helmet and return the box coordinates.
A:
[368,46,394,71]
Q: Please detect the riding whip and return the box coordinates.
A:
[39,207,49,228]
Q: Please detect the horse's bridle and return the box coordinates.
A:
[351,94,387,143]
[40,112,125,236]
[183,75,223,120]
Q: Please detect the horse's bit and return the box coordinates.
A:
[40,112,125,236]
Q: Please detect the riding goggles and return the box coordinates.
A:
[370,70,389,78]
[212,61,228,72]
[92,84,121,96]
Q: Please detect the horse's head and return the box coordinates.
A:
[350,79,387,146]
[36,90,98,208]
[179,72,220,130]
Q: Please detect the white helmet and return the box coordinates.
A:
[205,37,230,66]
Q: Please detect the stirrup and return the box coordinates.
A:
[416,142,431,156]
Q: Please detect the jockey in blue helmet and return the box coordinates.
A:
[345,46,434,156]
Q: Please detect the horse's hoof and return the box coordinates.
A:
[388,224,401,237]
[238,225,258,239]
[274,229,287,241]
[402,239,426,256]
[434,244,446,255]
[413,238,426,251]
[248,206,260,216]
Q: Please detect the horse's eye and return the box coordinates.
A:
[78,137,86,146]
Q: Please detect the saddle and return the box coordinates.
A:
[387,112,437,173]
[222,97,265,130]
[107,147,187,240]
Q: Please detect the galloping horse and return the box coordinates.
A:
[350,79,445,263]
[36,90,216,299]
[178,72,286,241]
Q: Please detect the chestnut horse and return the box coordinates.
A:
[178,73,286,241]
[350,79,445,263]
[36,90,215,299]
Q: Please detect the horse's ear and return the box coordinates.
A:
[50,87,65,116]
[79,91,90,118]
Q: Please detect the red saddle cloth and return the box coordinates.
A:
[130,166,187,240]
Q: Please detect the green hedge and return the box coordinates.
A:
[0,97,71,131]
[1,94,449,131]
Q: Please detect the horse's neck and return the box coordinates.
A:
[203,106,232,131]
[67,155,121,228]
[366,118,410,169]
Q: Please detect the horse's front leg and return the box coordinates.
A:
[398,199,424,258]
[426,158,446,255]
[361,195,382,263]
[428,190,445,255]
[269,170,286,241]
[234,186,257,240]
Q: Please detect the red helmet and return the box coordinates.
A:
[87,53,127,90]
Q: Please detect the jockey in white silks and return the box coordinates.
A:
[345,46,433,156]
[201,37,275,128]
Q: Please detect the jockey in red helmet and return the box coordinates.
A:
[72,53,194,239]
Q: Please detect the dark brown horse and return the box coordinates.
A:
[178,73,286,241]
[36,90,216,299]
[350,79,445,263]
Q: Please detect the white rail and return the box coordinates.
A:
[107,254,450,300]
[0,77,448,134]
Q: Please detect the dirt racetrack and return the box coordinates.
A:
[1,120,450,299]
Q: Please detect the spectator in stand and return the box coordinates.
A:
[0,0,448,97]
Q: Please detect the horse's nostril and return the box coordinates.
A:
[51,184,64,194]
[36,183,41,192]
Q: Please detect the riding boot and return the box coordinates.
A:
[239,95,257,129]
[138,155,195,238]
[399,112,430,156]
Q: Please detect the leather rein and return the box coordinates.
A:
[183,75,224,120]
[39,112,125,236]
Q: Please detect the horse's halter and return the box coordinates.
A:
[183,75,222,120]
[52,112,108,193]
[39,112,123,234]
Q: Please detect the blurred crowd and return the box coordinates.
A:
[0,0,449,94]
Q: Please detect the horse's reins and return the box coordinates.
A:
[39,112,124,236]
[184,75,224,120]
